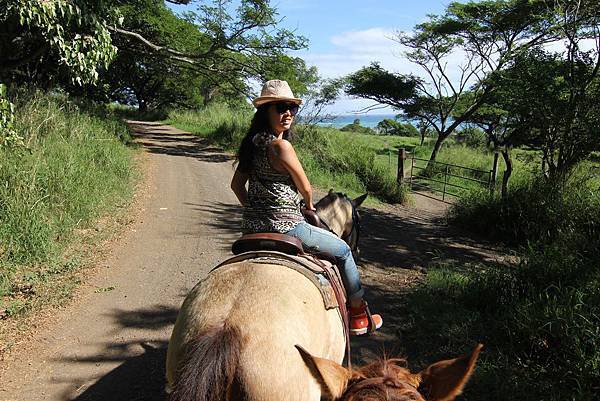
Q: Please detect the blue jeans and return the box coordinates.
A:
[286,221,364,301]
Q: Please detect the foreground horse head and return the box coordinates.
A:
[297,344,483,401]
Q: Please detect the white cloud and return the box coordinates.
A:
[306,27,510,114]
[331,28,397,55]
[300,27,414,80]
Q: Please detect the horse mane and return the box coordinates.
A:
[342,358,423,401]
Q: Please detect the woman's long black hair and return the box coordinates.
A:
[236,103,294,173]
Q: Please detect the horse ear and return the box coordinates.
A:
[416,344,483,401]
[351,193,368,208]
[296,345,351,400]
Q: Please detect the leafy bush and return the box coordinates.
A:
[450,176,599,248]
[418,173,600,400]
[455,126,487,148]
[376,118,419,136]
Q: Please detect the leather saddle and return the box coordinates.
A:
[231,232,337,265]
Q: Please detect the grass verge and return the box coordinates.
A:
[407,174,600,400]
[0,91,137,348]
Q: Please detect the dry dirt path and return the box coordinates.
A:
[0,122,507,400]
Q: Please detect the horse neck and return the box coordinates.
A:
[317,197,352,238]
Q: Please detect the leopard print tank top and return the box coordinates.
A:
[241,132,304,234]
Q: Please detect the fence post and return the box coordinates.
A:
[490,151,499,194]
[443,165,449,201]
[397,148,407,184]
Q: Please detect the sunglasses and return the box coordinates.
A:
[273,102,300,116]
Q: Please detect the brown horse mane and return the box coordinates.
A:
[343,358,424,401]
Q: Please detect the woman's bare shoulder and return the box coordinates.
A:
[269,138,295,155]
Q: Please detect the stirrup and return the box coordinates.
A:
[363,302,380,334]
[349,301,382,336]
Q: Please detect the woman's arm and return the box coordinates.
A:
[269,139,315,210]
[230,168,249,206]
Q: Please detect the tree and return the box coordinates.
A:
[376,119,419,137]
[1,0,119,86]
[340,119,376,135]
[0,0,312,134]
[97,0,213,111]
[493,47,600,181]
[109,0,308,96]
[1,0,309,95]
[343,0,582,165]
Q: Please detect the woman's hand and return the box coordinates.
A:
[304,203,316,211]
[300,200,316,212]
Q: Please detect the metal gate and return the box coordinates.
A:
[397,148,494,203]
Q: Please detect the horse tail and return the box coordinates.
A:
[169,324,243,401]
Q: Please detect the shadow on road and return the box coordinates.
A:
[359,205,504,272]
[128,121,234,164]
[66,341,168,401]
[62,305,177,401]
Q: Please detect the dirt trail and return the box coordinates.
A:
[0,122,507,400]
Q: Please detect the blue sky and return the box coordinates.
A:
[169,1,450,115]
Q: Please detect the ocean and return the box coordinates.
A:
[315,114,398,129]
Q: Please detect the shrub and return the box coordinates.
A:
[455,126,488,148]
[423,171,600,400]
[449,175,599,248]
[340,119,376,135]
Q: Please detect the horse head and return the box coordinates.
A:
[297,344,483,401]
[315,190,368,259]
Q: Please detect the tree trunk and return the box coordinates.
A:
[428,133,447,164]
[501,148,513,199]
[138,99,148,113]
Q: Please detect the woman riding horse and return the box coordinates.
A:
[230,79,382,335]
[166,80,483,400]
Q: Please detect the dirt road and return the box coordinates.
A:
[0,122,506,400]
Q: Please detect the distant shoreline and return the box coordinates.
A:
[314,114,398,129]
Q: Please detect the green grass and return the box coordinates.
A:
[402,244,600,401]
[166,105,410,204]
[418,171,600,400]
[166,103,253,148]
[0,91,136,319]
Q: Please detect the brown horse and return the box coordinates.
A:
[165,192,481,400]
[297,344,482,401]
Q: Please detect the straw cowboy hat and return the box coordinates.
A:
[252,79,303,107]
